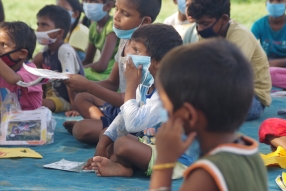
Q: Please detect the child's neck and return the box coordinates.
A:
[48,39,64,54]
[97,14,110,28]
[178,12,187,22]
[198,132,240,155]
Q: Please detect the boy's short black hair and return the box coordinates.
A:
[188,0,230,20]
[131,23,182,62]
[37,5,71,39]
[0,21,36,60]
[0,0,4,22]
[129,0,161,22]
[158,38,253,133]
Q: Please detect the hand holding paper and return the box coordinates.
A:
[16,64,69,87]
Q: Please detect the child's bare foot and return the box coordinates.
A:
[63,121,77,134]
[91,156,133,177]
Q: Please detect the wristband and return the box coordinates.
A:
[152,163,176,170]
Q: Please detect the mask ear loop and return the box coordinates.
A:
[138,17,146,28]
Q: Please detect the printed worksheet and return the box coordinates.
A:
[43,159,94,173]
[16,64,69,87]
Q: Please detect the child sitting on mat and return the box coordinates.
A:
[84,24,196,179]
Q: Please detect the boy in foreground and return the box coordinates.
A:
[149,38,267,191]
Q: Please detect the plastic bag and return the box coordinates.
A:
[0,92,21,121]
[0,93,56,145]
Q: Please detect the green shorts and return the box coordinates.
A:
[139,137,187,179]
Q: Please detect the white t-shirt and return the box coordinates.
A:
[114,39,128,93]
[104,85,162,141]
[164,12,192,39]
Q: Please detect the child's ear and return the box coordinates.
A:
[221,14,230,25]
[103,1,114,12]
[153,60,160,69]
[142,17,152,25]
[18,49,28,60]
[183,102,199,128]
[57,29,65,39]
[73,10,80,19]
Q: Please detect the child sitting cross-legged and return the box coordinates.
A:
[149,38,268,191]
[83,23,195,179]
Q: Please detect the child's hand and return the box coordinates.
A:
[155,118,197,164]
[124,57,142,87]
[83,158,93,170]
[64,74,90,93]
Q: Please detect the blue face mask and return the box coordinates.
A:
[177,0,186,15]
[83,3,107,22]
[266,2,285,18]
[67,10,76,26]
[113,18,145,39]
[128,54,154,87]
[159,106,169,123]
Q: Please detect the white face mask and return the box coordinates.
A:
[35,29,61,45]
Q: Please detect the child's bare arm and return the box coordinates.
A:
[65,62,125,107]
[95,135,113,157]
[66,86,77,110]
[82,43,96,66]
[0,58,22,84]
[32,52,43,68]
[84,33,118,72]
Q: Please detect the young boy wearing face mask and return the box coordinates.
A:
[163,0,192,38]
[83,24,195,179]
[188,0,272,121]
[81,0,119,82]
[62,0,162,144]
[57,0,89,61]
[34,5,85,113]
[0,21,42,110]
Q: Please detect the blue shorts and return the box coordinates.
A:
[246,96,265,121]
[99,103,120,128]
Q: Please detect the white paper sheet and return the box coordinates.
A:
[16,64,69,87]
[43,159,94,173]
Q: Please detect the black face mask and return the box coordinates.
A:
[0,49,21,67]
[197,19,223,39]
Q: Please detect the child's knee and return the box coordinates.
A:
[114,136,130,157]
[74,93,89,106]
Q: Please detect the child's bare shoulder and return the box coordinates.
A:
[181,168,219,191]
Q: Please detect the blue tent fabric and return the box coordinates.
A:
[0,98,286,191]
